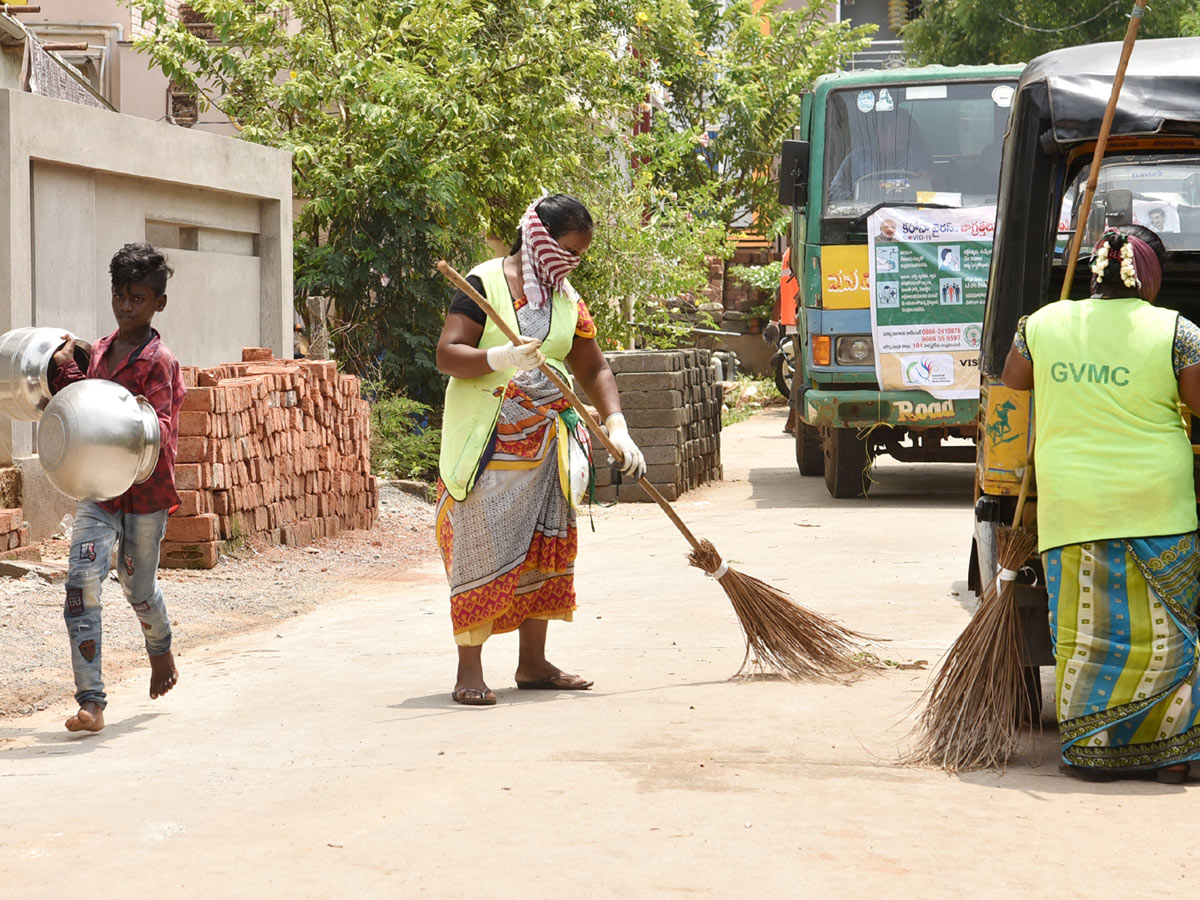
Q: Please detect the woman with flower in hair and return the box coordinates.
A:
[434,194,646,706]
[1003,224,1200,782]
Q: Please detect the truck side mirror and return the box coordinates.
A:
[779,139,810,208]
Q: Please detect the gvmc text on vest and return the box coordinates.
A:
[1049,361,1131,387]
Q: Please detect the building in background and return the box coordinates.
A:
[13,0,239,132]
[0,8,292,538]
[781,0,921,69]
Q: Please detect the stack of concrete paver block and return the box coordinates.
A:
[576,349,722,504]
[161,348,378,569]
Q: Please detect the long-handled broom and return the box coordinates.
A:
[907,0,1150,770]
[906,456,1038,771]
[437,259,867,680]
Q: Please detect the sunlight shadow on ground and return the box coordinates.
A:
[743,458,977,511]
[0,712,162,760]
[391,678,737,712]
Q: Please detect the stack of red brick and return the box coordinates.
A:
[160,348,378,569]
[0,508,31,555]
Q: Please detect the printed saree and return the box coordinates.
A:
[436,293,596,646]
[1046,533,1200,772]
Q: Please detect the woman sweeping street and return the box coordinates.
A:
[1003,225,1200,782]
[434,194,646,706]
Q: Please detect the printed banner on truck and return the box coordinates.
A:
[867,206,996,400]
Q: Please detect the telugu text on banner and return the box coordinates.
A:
[867,206,996,400]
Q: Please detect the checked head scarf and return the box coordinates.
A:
[520,198,583,309]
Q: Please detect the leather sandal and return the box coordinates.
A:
[1155,763,1189,785]
[1058,762,1115,782]
[515,673,593,691]
[451,687,497,706]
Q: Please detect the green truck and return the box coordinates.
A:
[778,63,1024,497]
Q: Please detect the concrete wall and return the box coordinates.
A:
[115,46,240,136]
[0,87,292,536]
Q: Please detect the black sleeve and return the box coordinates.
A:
[448,274,487,326]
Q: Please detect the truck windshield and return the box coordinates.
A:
[823,80,1015,220]
[1056,154,1200,258]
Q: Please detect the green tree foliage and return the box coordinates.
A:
[905,0,1200,67]
[127,1,867,397]
[129,0,642,401]
[636,0,874,236]
[570,131,729,349]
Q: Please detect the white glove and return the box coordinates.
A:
[486,338,545,372]
[604,413,646,481]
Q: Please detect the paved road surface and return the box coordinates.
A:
[2,409,1194,898]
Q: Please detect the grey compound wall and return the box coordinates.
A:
[0,88,292,534]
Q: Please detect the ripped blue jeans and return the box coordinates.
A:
[63,502,171,709]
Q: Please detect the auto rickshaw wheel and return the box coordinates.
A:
[822,426,872,498]
[796,422,822,476]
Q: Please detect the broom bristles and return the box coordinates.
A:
[688,539,868,681]
[905,525,1039,772]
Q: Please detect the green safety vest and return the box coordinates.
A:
[1026,297,1196,551]
[438,257,579,501]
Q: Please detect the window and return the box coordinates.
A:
[823,79,1016,218]
[1056,154,1200,258]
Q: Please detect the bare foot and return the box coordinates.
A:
[65,702,105,732]
[149,651,178,699]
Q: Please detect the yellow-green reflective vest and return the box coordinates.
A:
[438,257,579,501]
[1026,297,1196,552]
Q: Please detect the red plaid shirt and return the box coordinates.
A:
[52,329,186,514]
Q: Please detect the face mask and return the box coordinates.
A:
[520,200,581,309]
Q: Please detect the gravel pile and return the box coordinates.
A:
[0,485,436,718]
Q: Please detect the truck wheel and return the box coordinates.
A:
[795,422,822,476]
[823,427,871,498]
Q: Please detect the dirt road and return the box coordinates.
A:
[1,410,1194,898]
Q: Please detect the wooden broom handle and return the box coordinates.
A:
[437,260,706,553]
[1012,432,1035,529]
[1023,2,1145,526]
[1058,0,1148,300]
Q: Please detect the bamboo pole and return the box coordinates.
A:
[436,259,871,682]
[436,260,706,551]
[910,1,1151,769]
[1059,0,1149,301]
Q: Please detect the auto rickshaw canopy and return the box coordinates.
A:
[981,37,1200,376]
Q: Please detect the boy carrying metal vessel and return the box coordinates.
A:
[51,243,186,733]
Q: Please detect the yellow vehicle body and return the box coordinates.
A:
[976,378,1032,498]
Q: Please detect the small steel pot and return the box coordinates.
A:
[38,380,161,501]
[0,327,83,421]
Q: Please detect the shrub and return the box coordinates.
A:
[364,381,441,482]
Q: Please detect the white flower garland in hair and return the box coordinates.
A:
[1091,241,1110,281]
[1118,240,1139,289]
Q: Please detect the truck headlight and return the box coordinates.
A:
[835,335,873,365]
